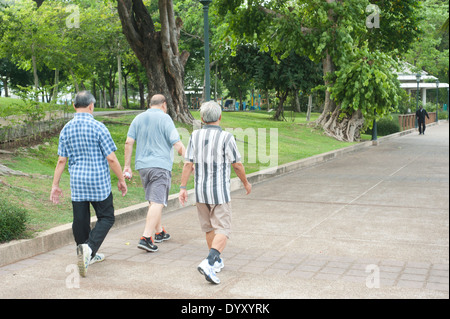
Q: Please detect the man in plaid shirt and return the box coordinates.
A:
[50,91,127,277]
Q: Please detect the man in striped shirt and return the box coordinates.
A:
[179,101,252,284]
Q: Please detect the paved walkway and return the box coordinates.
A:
[0,123,448,300]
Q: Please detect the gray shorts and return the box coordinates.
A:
[138,167,171,206]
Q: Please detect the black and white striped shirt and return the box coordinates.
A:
[185,125,241,204]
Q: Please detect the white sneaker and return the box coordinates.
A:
[89,253,105,265]
[77,244,92,277]
[213,258,224,273]
[197,259,220,284]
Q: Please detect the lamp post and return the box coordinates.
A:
[415,73,421,128]
[435,79,439,123]
[200,0,212,102]
[447,87,449,121]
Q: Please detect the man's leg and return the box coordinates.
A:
[71,201,91,247]
[206,232,227,253]
[89,192,115,257]
[143,202,164,238]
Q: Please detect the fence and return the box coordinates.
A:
[0,110,70,148]
[398,112,436,131]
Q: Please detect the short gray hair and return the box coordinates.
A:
[74,91,96,108]
[200,101,222,123]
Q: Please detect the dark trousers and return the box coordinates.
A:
[418,121,426,134]
[71,192,115,257]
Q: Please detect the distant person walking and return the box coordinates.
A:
[416,105,430,135]
[123,94,185,253]
[179,101,252,284]
[50,90,127,277]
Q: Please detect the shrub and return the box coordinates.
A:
[0,197,28,243]
[364,116,401,137]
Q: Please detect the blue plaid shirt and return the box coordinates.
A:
[58,113,117,202]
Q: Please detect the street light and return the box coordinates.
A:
[415,73,421,128]
[447,87,449,121]
[435,79,439,123]
[200,0,212,102]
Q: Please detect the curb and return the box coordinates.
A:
[0,123,435,267]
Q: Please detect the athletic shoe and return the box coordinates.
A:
[77,244,92,277]
[89,253,105,265]
[154,227,171,243]
[213,258,224,273]
[137,236,158,252]
[198,258,220,284]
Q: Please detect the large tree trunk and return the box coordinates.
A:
[315,53,364,142]
[314,3,365,142]
[117,0,193,124]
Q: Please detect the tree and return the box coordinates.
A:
[226,44,322,120]
[117,0,194,123]
[215,0,423,141]
[405,0,449,89]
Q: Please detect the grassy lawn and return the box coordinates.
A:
[0,109,356,236]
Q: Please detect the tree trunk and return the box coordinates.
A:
[135,66,146,109]
[315,51,364,142]
[293,88,300,112]
[306,94,312,121]
[117,0,193,124]
[52,68,59,101]
[117,53,123,109]
[31,44,39,101]
[274,90,288,121]
[1,77,9,97]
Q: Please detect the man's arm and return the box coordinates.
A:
[232,162,252,195]
[107,152,127,197]
[174,140,186,158]
[123,136,135,179]
[50,156,67,204]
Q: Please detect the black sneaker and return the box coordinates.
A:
[137,236,158,252]
[154,227,171,243]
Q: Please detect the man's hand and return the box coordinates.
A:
[50,186,63,204]
[243,181,252,195]
[179,188,188,206]
[118,180,127,197]
[123,166,133,180]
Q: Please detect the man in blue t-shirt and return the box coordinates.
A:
[123,94,185,252]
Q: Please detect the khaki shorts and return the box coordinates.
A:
[196,202,232,238]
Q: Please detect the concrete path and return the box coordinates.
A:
[0,123,448,301]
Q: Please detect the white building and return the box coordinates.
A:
[396,62,449,105]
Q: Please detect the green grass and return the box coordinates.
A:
[0,109,356,237]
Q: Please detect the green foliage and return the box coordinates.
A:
[0,196,28,243]
[329,43,407,128]
[214,0,425,139]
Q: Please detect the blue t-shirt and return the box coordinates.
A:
[127,108,180,171]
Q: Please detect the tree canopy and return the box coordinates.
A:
[0,0,448,141]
